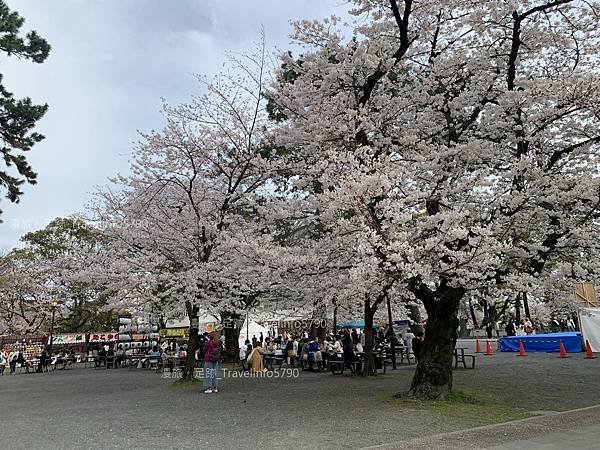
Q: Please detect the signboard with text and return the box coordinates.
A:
[88,333,117,343]
[48,334,86,345]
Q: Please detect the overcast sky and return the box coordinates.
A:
[0,0,348,252]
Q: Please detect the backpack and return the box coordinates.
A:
[210,342,222,363]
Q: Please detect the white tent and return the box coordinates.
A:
[238,319,270,346]
[580,308,600,352]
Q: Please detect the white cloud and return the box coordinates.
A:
[0,0,348,249]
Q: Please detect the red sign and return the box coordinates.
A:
[89,333,117,343]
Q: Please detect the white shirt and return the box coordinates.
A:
[239,346,247,360]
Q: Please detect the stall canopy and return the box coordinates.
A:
[580,308,600,352]
[238,320,270,346]
[499,332,582,352]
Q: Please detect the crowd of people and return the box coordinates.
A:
[237,326,425,376]
[501,315,579,337]
[0,346,78,374]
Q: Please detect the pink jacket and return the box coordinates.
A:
[203,340,221,363]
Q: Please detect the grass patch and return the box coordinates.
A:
[390,388,532,427]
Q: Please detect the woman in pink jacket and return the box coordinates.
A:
[203,333,222,393]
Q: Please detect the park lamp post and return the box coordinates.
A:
[48,300,59,352]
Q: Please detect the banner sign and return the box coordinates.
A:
[49,334,86,345]
[89,333,117,343]
[160,328,188,338]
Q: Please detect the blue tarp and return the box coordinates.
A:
[336,319,381,330]
[499,332,583,353]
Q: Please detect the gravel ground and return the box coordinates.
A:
[1,344,599,450]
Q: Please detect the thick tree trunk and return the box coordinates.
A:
[522,292,531,320]
[409,286,464,399]
[362,297,376,376]
[181,301,199,382]
[221,310,241,363]
[515,293,521,323]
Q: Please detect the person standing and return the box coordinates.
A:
[376,327,386,344]
[15,351,28,372]
[404,330,415,357]
[524,318,534,335]
[239,340,248,369]
[37,348,50,373]
[8,349,18,374]
[505,319,516,337]
[351,329,359,346]
[259,332,264,347]
[0,351,6,375]
[247,341,265,372]
[285,338,295,366]
[342,330,354,369]
[203,332,222,394]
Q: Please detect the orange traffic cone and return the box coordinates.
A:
[475,339,482,353]
[518,341,527,356]
[485,340,494,356]
[585,340,597,359]
[559,340,568,358]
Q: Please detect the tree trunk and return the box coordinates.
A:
[181,300,199,382]
[407,304,424,333]
[310,302,327,341]
[221,310,241,363]
[468,298,478,329]
[522,292,531,320]
[515,293,521,323]
[482,300,489,328]
[386,294,397,370]
[362,296,376,376]
[409,286,464,399]
[332,301,338,335]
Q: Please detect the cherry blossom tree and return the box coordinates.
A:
[0,249,51,334]
[269,0,600,398]
[91,43,285,379]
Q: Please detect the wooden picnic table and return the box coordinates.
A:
[263,353,285,371]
